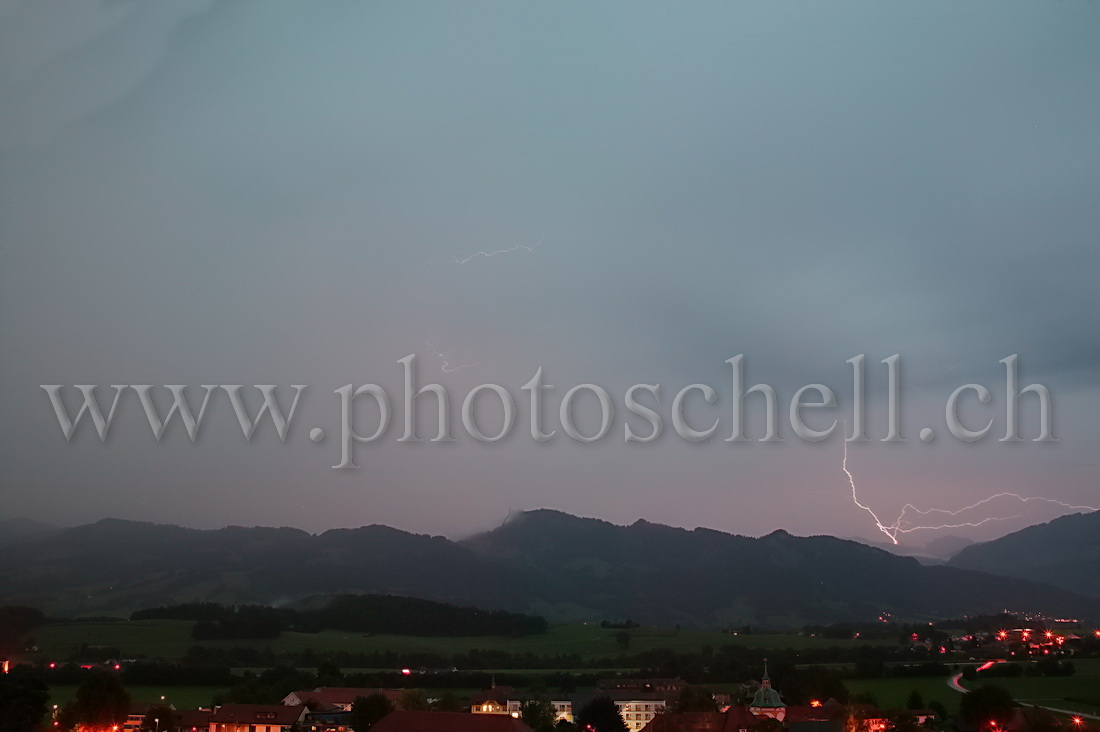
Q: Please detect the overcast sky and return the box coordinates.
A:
[1,0,1098,545]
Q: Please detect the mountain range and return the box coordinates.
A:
[947,509,1100,598]
[0,510,1097,627]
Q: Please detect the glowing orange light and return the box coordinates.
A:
[811,700,822,708]
[1072,717,1084,726]
[1045,631,1054,638]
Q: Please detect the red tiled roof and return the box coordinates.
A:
[472,686,517,704]
[371,711,534,732]
[721,706,759,731]
[174,710,213,729]
[640,705,771,732]
[210,704,305,725]
[786,706,842,723]
[284,692,341,712]
[288,687,405,707]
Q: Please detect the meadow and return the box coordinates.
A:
[961,659,1100,716]
[846,676,963,714]
[27,620,894,664]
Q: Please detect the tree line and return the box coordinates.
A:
[130,594,549,638]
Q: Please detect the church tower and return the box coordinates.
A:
[749,660,787,721]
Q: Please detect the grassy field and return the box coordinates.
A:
[846,676,963,714]
[961,659,1100,716]
[835,659,1100,717]
[27,620,894,663]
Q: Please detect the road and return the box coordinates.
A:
[947,666,1100,721]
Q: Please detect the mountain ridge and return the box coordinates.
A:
[947,510,1100,597]
[1,510,1096,627]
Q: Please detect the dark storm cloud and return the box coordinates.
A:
[1,0,1098,543]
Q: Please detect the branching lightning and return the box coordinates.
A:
[841,440,1099,544]
[432,234,544,266]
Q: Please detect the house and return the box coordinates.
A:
[641,668,901,732]
[640,706,757,732]
[472,686,517,714]
[283,688,406,712]
[907,711,937,727]
[208,704,307,732]
[175,710,214,732]
[501,695,573,723]
[610,692,671,732]
[123,704,212,732]
[371,711,534,732]
[124,703,173,732]
[497,691,670,730]
[844,705,889,732]
[303,709,354,732]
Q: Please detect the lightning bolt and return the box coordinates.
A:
[432,234,544,266]
[426,338,481,373]
[842,439,901,543]
[841,440,1098,544]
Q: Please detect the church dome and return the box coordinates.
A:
[750,663,785,709]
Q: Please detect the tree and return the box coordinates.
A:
[671,686,718,714]
[576,696,626,732]
[906,691,925,710]
[614,631,632,650]
[350,693,394,731]
[926,701,948,730]
[889,712,922,732]
[62,670,130,730]
[141,704,177,732]
[522,700,558,732]
[0,666,49,732]
[398,689,430,711]
[316,661,343,686]
[959,685,1016,729]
